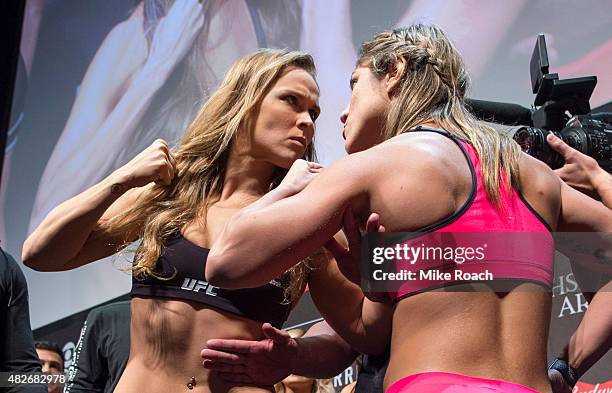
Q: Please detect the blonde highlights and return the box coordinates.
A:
[102,49,316,302]
[358,24,521,203]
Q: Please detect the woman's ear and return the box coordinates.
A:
[385,56,406,97]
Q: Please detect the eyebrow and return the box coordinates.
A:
[279,89,321,115]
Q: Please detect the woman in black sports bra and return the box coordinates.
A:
[23,49,372,393]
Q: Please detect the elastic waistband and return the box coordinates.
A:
[386,372,542,393]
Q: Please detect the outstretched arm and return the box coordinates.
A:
[550,165,612,389]
[206,152,395,354]
[206,153,373,289]
[557,179,612,233]
[23,140,176,271]
[565,281,612,377]
[202,321,357,385]
[206,135,458,289]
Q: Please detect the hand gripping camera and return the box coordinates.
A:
[513,34,611,171]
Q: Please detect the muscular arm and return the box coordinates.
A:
[206,137,452,288]
[557,180,612,233]
[23,137,174,272]
[293,321,358,378]
[563,281,612,378]
[593,173,612,210]
[555,169,612,380]
[308,254,392,355]
[206,151,373,288]
[22,170,145,271]
[207,146,428,352]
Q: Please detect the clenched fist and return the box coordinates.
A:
[279,159,323,195]
[115,139,177,188]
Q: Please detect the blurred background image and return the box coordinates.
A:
[1,0,610,389]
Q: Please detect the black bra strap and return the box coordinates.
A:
[410,125,468,143]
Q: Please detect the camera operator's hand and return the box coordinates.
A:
[325,208,388,303]
[547,133,612,208]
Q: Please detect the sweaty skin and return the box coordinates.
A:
[206,64,612,392]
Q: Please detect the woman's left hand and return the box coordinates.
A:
[325,208,387,301]
[279,159,323,195]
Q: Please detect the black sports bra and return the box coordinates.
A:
[130,232,291,328]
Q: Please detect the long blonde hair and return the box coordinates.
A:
[102,49,316,301]
[358,24,521,203]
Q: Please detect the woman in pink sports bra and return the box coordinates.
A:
[206,24,612,393]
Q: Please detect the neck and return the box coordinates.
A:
[218,149,277,207]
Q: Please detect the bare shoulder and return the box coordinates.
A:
[518,153,560,190]
[338,133,462,230]
[344,132,457,178]
[374,132,469,185]
[517,153,561,208]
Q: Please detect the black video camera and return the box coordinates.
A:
[513,34,611,171]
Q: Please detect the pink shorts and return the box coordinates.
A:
[386,372,542,393]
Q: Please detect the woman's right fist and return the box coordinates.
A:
[280,159,323,195]
[117,139,177,188]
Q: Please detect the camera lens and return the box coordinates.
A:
[513,127,565,169]
[514,127,537,154]
[560,125,588,154]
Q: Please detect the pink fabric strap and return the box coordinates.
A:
[386,372,542,393]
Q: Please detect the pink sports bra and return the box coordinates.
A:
[388,127,554,302]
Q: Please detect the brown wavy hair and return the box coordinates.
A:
[358,24,522,203]
[102,49,316,302]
